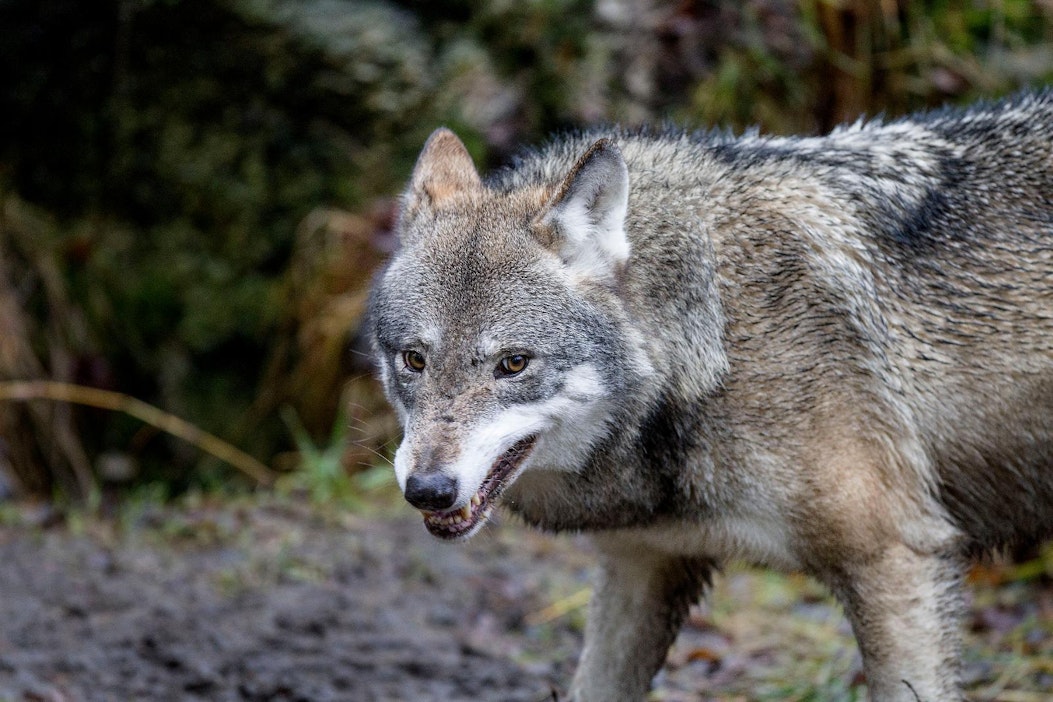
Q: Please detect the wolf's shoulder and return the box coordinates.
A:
[491,89,1053,189]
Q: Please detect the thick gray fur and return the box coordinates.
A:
[367,91,1053,701]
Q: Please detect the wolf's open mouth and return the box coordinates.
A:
[420,436,537,540]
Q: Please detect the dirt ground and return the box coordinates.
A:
[0,495,1049,702]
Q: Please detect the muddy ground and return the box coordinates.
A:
[0,495,1049,702]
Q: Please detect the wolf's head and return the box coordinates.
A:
[367,129,654,539]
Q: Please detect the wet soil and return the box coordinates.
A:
[0,497,1048,702]
[0,499,588,702]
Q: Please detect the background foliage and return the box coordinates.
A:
[1,0,1051,498]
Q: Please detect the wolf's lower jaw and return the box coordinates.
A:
[420,436,537,540]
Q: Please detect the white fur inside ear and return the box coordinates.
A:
[545,141,630,280]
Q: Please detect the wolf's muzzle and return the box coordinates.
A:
[404,471,458,511]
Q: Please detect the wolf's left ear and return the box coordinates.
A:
[540,138,630,279]
[406,128,483,211]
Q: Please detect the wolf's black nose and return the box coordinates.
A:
[405,472,459,511]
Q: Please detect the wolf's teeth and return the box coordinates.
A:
[460,504,472,520]
[471,494,481,507]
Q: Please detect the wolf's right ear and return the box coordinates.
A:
[539,138,630,280]
[404,128,483,213]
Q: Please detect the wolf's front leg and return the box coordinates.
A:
[569,542,712,702]
[830,542,965,702]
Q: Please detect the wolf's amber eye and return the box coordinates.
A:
[403,350,426,372]
[497,354,529,376]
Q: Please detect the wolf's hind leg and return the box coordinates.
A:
[829,542,965,702]
[568,544,712,702]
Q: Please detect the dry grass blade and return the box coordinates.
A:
[0,380,276,486]
[524,587,592,626]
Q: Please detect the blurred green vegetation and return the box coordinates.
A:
[0,0,1051,498]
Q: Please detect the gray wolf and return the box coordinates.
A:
[366,91,1053,701]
